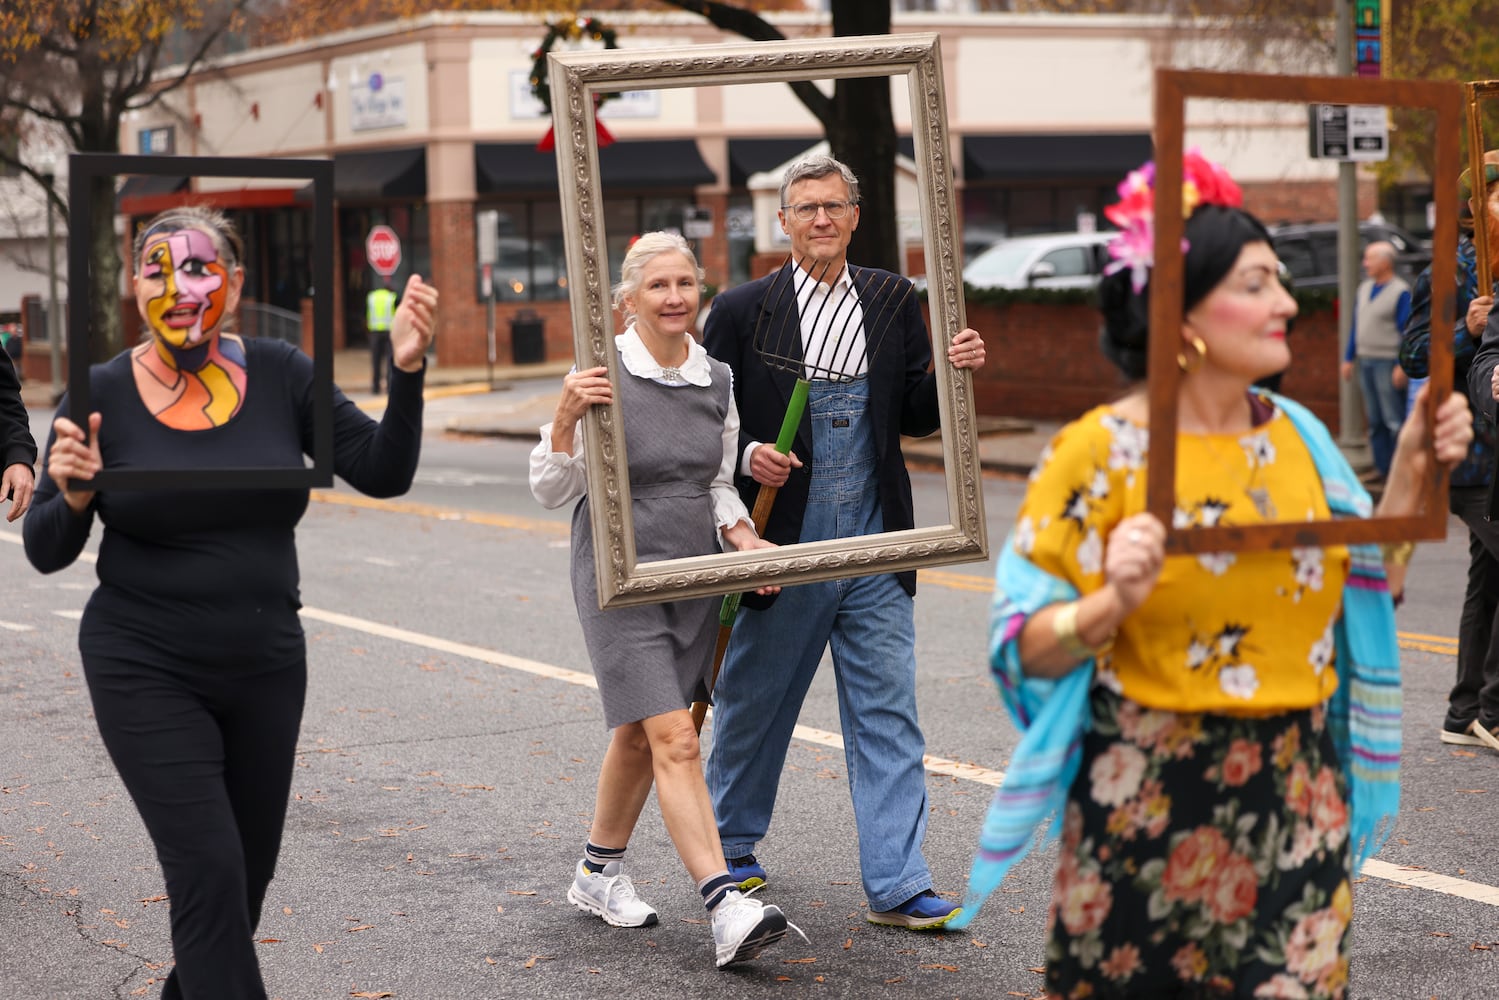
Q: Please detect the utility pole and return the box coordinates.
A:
[1335,0,1366,456]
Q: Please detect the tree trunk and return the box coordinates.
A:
[656,0,901,274]
[78,93,124,362]
[830,0,899,275]
[830,77,899,275]
[89,176,124,362]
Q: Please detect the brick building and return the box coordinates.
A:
[7,9,1381,373]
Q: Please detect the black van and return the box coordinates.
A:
[1269,221,1432,291]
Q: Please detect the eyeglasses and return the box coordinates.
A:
[782,200,855,222]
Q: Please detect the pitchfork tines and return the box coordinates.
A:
[752,255,916,382]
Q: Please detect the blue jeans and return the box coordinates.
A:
[706,379,933,912]
[1358,357,1405,476]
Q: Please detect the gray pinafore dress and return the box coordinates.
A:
[570,359,732,729]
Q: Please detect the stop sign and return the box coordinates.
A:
[365,224,402,277]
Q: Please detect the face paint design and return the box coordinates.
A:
[139,228,230,349]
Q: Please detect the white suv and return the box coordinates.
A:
[963,231,1115,291]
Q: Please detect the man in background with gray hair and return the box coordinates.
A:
[703,154,985,930]
[1341,240,1411,482]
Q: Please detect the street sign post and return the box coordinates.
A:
[482,262,496,386]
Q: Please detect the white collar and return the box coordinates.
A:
[616,326,712,386]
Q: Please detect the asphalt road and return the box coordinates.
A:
[5,387,1499,999]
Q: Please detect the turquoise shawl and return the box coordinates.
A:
[950,394,1401,929]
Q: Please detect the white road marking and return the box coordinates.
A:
[0,621,35,632]
[6,530,1494,907]
[52,610,83,620]
[1359,860,1499,904]
[298,604,1497,906]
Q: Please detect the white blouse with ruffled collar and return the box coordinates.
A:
[528,326,753,543]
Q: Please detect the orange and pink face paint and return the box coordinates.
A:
[139,228,232,349]
[132,225,247,430]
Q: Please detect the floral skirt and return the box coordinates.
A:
[1046,689,1352,1000]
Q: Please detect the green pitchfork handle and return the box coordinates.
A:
[691,377,809,733]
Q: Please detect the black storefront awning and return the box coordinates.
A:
[476,139,716,194]
[333,146,427,200]
[726,137,919,188]
[116,174,189,208]
[963,133,1153,182]
[727,138,818,187]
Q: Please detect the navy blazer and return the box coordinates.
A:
[703,262,941,603]
[0,351,35,474]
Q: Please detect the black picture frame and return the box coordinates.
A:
[66,153,335,490]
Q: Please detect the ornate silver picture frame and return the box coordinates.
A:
[549,33,986,609]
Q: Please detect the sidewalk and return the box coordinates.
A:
[434,370,1058,477]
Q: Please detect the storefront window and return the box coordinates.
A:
[476,194,694,302]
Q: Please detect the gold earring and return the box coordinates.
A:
[1177,335,1207,373]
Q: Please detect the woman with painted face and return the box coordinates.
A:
[22,206,438,1000]
[951,155,1472,996]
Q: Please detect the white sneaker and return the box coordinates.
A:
[566,860,659,927]
[711,892,788,968]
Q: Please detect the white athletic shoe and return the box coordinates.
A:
[566,859,659,928]
[711,891,789,968]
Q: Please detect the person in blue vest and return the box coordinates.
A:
[1339,241,1412,482]
[367,282,398,394]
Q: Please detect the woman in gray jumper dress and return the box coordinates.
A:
[530,233,797,969]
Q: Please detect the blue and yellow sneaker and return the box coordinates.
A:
[867,889,962,930]
[726,854,767,892]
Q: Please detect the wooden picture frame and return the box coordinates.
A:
[67,153,336,490]
[548,33,986,610]
[1467,81,1499,289]
[1151,69,1461,554]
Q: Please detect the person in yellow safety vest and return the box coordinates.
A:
[367,284,398,394]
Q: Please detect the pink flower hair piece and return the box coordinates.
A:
[1104,150,1244,292]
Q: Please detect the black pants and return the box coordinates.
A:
[1446,486,1499,732]
[83,654,306,1000]
[370,331,391,394]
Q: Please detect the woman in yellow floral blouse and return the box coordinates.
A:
[953,154,1473,999]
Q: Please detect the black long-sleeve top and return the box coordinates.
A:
[0,350,36,472]
[23,338,424,672]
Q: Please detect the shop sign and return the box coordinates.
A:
[352,72,407,132]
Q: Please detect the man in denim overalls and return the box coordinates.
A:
[703,154,987,929]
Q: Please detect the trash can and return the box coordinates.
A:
[510,309,545,365]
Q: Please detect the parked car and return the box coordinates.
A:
[1269,220,1432,291]
[962,231,1116,291]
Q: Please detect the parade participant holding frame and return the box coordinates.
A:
[530,232,799,969]
[953,153,1472,997]
[23,205,438,1000]
[1402,145,1499,749]
[703,154,986,930]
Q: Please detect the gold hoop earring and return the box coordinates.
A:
[1177,335,1207,374]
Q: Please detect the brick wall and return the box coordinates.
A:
[697,192,730,290]
[428,201,481,366]
[944,299,1342,434]
[1241,178,1378,227]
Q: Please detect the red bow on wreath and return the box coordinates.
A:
[536,97,615,153]
[530,17,620,153]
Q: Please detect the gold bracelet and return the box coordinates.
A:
[1381,541,1416,567]
[1053,600,1113,662]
